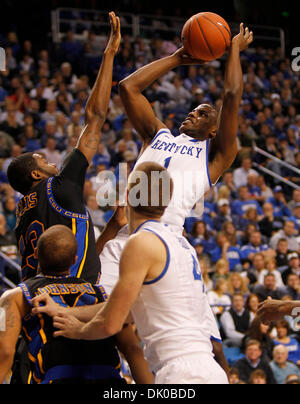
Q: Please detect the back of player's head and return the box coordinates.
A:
[7,153,38,195]
[127,162,174,219]
[37,225,78,275]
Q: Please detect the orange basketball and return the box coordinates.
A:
[181,12,231,62]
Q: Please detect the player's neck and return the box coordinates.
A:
[128,211,160,235]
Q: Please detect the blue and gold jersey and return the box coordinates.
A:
[15,149,101,284]
[19,275,123,385]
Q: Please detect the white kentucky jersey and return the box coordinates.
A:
[135,128,212,233]
[130,220,221,374]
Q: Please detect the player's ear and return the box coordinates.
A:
[31,169,44,181]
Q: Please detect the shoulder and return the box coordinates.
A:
[123,231,166,261]
[0,287,27,316]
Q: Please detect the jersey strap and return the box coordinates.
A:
[141,228,171,285]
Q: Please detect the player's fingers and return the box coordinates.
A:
[109,12,116,32]
[31,293,49,307]
[53,315,68,324]
[53,330,66,338]
[240,23,244,34]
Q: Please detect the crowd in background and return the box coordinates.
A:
[0,16,300,384]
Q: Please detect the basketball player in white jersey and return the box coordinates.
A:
[99,23,253,294]
[35,162,229,384]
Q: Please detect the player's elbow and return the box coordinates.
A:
[103,319,123,338]
[119,78,136,96]
[223,87,242,100]
[85,109,105,125]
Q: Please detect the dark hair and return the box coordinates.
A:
[191,220,209,240]
[7,153,38,195]
[37,226,78,275]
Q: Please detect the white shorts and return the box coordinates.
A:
[99,225,129,294]
[154,354,228,385]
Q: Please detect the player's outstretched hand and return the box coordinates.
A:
[105,11,121,55]
[173,47,207,66]
[257,298,294,324]
[232,23,253,52]
[31,293,62,318]
[53,313,85,340]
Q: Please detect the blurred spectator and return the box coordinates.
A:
[279,273,300,301]
[207,279,231,319]
[231,186,263,217]
[267,185,292,218]
[282,252,300,286]
[220,292,251,348]
[276,238,291,274]
[273,320,300,366]
[233,156,258,189]
[270,221,299,252]
[240,231,273,261]
[212,259,230,284]
[241,317,274,361]
[245,293,260,322]
[249,369,267,385]
[227,273,249,299]
[39,137,62,167]
[210,232,243,272]
[233,340,276,384]
[228,367,241,385]
[270,345,300,385]
[257,256,284,289]
[253,273,283,302]
[259,202,284,239]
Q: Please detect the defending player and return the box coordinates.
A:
[7,12,121,284]
[34,163,229,384]
[0,225,153,384]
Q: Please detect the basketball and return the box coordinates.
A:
[181,12,231,62]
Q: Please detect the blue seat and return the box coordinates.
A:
[223,347,244,367]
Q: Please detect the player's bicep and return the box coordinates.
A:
[119,84,166,142]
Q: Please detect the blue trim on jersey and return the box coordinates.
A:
[142,228,171,285]
[19,282,33,307]
[46,177,89,278]
[206,139,212,188]
[210,336,223,344]
[150,129,172,146]
[133,220,160,235]
[46,178,89,221]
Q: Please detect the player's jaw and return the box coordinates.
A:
[33,153,59,177]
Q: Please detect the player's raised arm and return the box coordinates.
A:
[209,23,253,184]
[77,12,121,164]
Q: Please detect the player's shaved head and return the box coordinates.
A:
[37,225,78,275]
